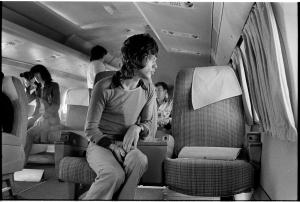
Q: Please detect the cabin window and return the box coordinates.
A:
[60,90,68,124]
[231,2,297,142]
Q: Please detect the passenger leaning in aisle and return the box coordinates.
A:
[83,33,158,200]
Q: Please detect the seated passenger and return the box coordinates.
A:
[22,65,61,165]
[155,82,174,158]
[155,82,173,131]
[1,72,14,133]
[83,33,158,200]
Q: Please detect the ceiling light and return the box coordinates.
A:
[150,2,195,9]
[1,39,24,49]
[104,5,118,15]
[50,53,62,59]
[161,29,201,40]
[170,48,201,55]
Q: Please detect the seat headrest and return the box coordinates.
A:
[65,88,89,106]
[192,66,242,110]
[66,105,88,130]
[2,76,19,101]
[94,71,116,87]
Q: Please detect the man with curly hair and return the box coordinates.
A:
[83,33,159,200]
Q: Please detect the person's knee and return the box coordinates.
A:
[125,150,148,170]
[138,151,148,169]
[96,166,125,186]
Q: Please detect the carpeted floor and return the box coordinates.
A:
[12,164,167,200]
[12,164,73,200]
[10,164,261,200]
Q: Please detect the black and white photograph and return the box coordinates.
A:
[1,1,298,200]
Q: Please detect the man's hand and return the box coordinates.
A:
[122,124,141,153]
[109,144,126,163]
[23,78,32,88]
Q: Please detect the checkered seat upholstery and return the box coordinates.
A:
[59,156,95,185]
[164,68,254,197]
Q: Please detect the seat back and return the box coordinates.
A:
[2,76,28,145]
[63,88,89,130]
[66,105,88,130]
[94,71,116,87]
[2,76,28,174]
[172,68,245,156]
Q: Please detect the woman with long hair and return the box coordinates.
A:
[23,64,60,165]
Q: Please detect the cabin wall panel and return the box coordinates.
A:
[2,59,86,89]
[260,3,298,200]
[261,134,297,200]
[214,3,253,65]
[149,30,211,86]
[154,51,211,86]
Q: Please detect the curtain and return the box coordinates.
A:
[237,3,297,141]
[231,46,260,127]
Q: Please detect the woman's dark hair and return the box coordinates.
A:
[30,64,52,83]
[114,34,158,84]
[90,45,107,62]
[155,82,168,91]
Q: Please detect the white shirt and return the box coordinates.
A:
[86,60,106,89]
[157,99,173,127]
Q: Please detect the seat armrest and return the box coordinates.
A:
[55,130,88,147]
[137,139,168,185]
[2,132,22,146]
[138,139,168,146]
[54,131,88,178]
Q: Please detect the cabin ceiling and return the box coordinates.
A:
[2,1,253,88]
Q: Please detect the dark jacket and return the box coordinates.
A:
[25,81,60,119]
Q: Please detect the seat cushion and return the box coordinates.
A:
[2,132,22,146]
[2,145,25,175]
[59,157,96,185]
[164,157,254,196]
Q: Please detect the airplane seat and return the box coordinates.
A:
[94,70,116,87]
[164,67,257,198]
[28,121,62,164]
[2,75,28,198]
[55,71,167,199]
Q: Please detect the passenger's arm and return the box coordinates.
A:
[138,84,156,139]
[25,85,37,103]
[84,81,111,147]
[25,85,41,117]
[32,98,41,117]
[122,124,142,152]
[44,83,60,116]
